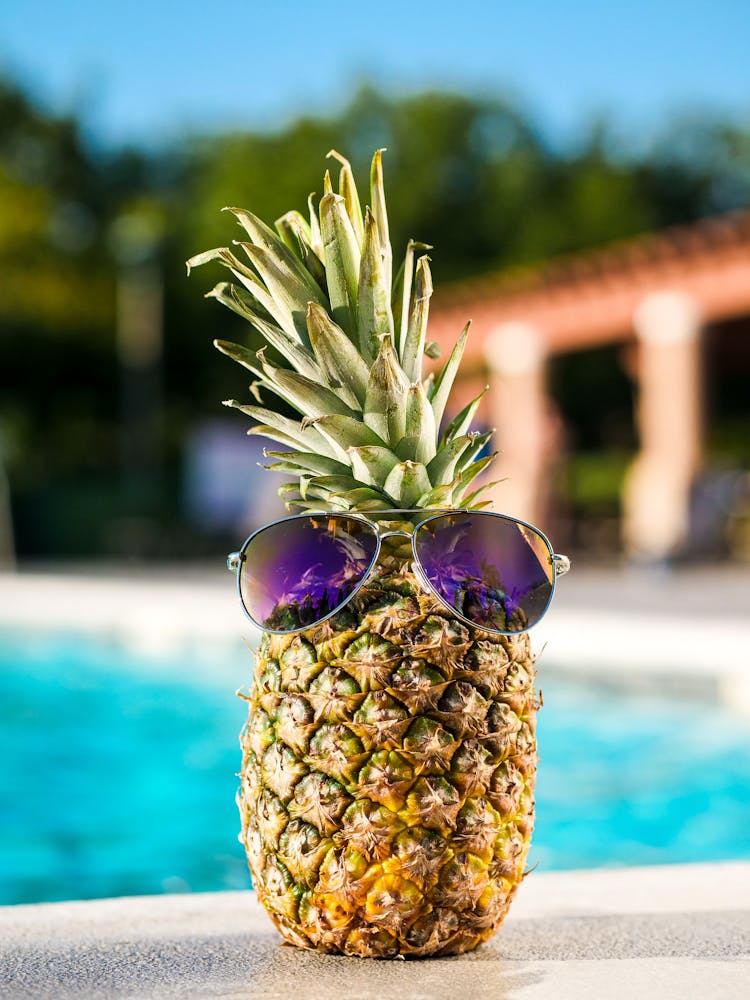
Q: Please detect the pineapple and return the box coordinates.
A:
[189,150,537,957]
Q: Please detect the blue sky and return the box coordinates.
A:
[0,0,748,149]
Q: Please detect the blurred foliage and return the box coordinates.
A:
[1,77,749,557]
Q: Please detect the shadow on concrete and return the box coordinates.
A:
[1,929,538,1000]
[4,910,749,999]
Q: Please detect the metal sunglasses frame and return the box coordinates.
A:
[227,508,571,637]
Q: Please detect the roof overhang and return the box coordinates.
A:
[429,210,750,361]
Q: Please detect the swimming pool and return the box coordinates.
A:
[2,629,749,905]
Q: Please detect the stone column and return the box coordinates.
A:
[484,321,548,524]
[623,291,703,562]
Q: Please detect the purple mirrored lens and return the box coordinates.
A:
[415,513,554,633]
[240,516,378,631]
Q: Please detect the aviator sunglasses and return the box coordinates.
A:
[228,509,570,637]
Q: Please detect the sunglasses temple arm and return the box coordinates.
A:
[227,552,242,573]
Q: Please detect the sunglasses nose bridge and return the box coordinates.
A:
[365,528,426,592]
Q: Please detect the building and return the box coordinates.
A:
[429,210,750,560]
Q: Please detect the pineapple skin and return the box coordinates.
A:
[238,551,537,958]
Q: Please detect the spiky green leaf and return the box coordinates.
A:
[426,434,474,486]
[214,340,266,381]
[222,400,339,459]
[263,450,352,477]
[358,208,394,360]
[430,322,470,431]
[416,482,456,508]
[392,239,431,357]
[393,435,421,462]
[187,247,263,298]
[456,431,493,472]
[275,208,311,248]
[286,497,345,512]
[370,149,392,294]
[236,241,324,346]
[344,495,398,511]
[441,386,488,444]
[224,206,324,302]
[186,247,233,274]
[308,192,323,258]
[205,281,258,321]
[453,454,496,503]
[305,414,389,453]
[248,423,327,455]
[306,474,371,495]
[364,336,410,443]
[327,150,365,247]
[383,461,432,507]
[278,482,302,500]
[323,487,393,509]
[258,355,358,420]
[404,382,437,465]
[347,446,401,487]
[275,210,328,293]
[226,263,306,344]
[401,255,433,383]
[320,192,361,337]
[307,302,369,408]
[459,479,505,509]
[212,291,320,380]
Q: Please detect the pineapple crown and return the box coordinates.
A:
[187,149,497,512]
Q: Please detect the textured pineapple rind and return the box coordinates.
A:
[237,563,537,958]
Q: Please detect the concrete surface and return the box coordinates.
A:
[1,863,749,999]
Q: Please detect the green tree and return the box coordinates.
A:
[3,78,749,557]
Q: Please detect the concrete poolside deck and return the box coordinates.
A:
[2,863,749,999]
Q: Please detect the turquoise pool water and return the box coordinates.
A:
[1,629,749,905]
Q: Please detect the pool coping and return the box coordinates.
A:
[1,862,748,999]
[3,567,750,710]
